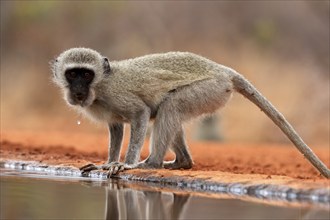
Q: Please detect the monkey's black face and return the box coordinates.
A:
[65,68,95,107]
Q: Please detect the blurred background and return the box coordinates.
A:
[1,1,329,146]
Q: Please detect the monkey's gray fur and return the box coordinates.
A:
[52,48,330,178]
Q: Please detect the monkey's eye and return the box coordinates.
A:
[65,71,77,80]
[84,72,94,81]
[84,72,91,78]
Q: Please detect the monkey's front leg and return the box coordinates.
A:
[81,109,151,177]
[104,109,151,175]
[125,109,151,164]
[80,123,124,177]
[108,123,124,163]
[106,109,151,174]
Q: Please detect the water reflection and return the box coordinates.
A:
[1,170,329,220]
[105,182,190,219]
[103,181,330,220]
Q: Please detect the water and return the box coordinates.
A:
[1,169,329,219]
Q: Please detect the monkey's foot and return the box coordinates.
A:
[163,160,193,170]
[80,162,131,178]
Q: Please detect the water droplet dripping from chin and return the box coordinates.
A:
[77,120,81,125]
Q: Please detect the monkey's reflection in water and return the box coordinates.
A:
[104,182,190,220]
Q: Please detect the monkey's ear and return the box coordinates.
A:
[49,58,59,77]
[103,57,111,74]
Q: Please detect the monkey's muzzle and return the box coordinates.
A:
[69,89,89,107]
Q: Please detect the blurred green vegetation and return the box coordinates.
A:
[253,20,277,46]
[1,1,329,145]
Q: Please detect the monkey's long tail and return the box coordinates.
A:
[231,72,330,178]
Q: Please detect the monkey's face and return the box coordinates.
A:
[52,48,111,108]
[64,68,95,107]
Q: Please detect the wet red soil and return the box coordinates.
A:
[1,130,329,183]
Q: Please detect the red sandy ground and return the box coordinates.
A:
[0,130,329,183]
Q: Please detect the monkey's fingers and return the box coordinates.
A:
[79,163,99,172]
[107,168,116,178]
[79,163,94,170]
[108,166,115,176]
[120,165,126,171]
[101,161,121,170]
[108,164,125,177]
[114,164,126,173]
[112,166,120,175]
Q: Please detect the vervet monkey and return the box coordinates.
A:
[51,48,330,178]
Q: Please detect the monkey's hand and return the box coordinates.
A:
[79,162,133,178]
[79,163,102,177]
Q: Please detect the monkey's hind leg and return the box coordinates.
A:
[135,100,183,169]
[137,77,232,170]
[163,126,193,170]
